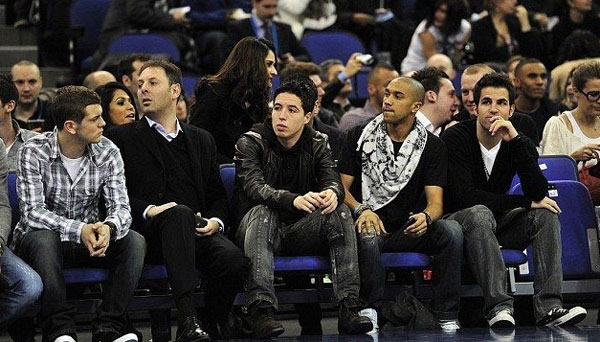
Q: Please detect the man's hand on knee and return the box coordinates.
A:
[147,202,178,218]
[356,209,386,235]
[294,192,325,213]
[81,222,103,256]
[531,197,561,214]
[319,189,338,214]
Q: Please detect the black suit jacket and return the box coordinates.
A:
[105,119,228,230]
[226,18,309,59]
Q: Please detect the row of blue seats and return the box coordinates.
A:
[6,164,528,291]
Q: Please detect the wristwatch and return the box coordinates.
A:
[422,212,432,229]
[104,221,117,238]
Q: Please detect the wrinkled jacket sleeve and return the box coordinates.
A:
[313,133,344,204]
[234,133,299,210]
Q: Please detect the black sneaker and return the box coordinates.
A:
[91,332,137,342]
[536,307,587,326]
[338,298,373,335]
[248,303,284,338]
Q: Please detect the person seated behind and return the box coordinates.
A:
[339,76,463,331]
[95,82,138,130]
[338,62,399,132]
[0,74,37,172]
[189,37,277,164]
[226,0,310,67]
[541,61,600,204]
[233,76,372,338]
[411,67,459,136]
[117,54,151,114]
[320,59,356,122]
[10,60,50,131]
[82,71,117,90]
[14,86,146,342]
[106,59,248,341]
[442,72,587,328]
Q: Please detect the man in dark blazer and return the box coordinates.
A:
[226,0,309,63]
[105,59,248,342]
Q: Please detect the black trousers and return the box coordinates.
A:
[142,205,248,324]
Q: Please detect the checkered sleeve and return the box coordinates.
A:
[102,148,131,240]
[17,143,85,243]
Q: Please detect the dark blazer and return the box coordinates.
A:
[105,118,228,230]
[226,18,309,59]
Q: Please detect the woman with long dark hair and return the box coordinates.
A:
[401,0,471,74]
[95,82,137,130]
[189,37,277,164]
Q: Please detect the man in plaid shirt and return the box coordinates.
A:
[14,86,146,342]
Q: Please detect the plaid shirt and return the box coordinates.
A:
[11,130,131,248]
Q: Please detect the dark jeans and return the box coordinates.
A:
[236,204,360,309]
[18,229,146,342]
[142,205,248,325]
[358,219,463,320]
[447,205,563,321]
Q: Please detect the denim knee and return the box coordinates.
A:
[19,230,62,261]
[460,205,496,236]
[434,220,464,247]
[530,208,560,235]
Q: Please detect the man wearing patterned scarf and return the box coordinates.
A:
[339,76,464,331]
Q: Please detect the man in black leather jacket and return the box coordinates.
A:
[233,76,373,338]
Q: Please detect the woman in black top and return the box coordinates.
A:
[189,37,278,164]
[471,0,545,64]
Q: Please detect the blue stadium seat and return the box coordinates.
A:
[510,155,578,190]
[70,0,112,68]
[7,171,19,228]
[511,180,600,279]
[182,76,198,98]
[300,31,366,64]
[108,34,181,62]
[348,68,370,101]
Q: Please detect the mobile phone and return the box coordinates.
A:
[195,216,208,228]
[401,217,417,231]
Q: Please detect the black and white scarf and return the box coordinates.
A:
[357,114,428,210]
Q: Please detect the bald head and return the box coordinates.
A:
[427,54,456,79]
[83,71,116,90]
[461,64,494,116]
[392,77,425,103]
[11,60,43,106]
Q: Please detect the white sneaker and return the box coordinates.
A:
[359,308,379,334]
[439,319,460,331]
[53,336,76,342]
[488,309,516,328]
[113,333,138,342]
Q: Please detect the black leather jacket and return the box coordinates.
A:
[233,121,344,227]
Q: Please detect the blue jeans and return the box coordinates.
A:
[0,248,42,327]
[18,229,146,342]
[358,219,463,320]
[447,205,563,321]
[236,204,360,309]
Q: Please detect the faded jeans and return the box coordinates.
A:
[0,248,42,327]
[358,219,463,320]
[236,204,360,309]
[447,205,562,321]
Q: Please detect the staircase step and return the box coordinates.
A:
[0,45,38,67]
[0,26,37,45]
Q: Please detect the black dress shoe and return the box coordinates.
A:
[248,304,284,338]
[175,316,210,342]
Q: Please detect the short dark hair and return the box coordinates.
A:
[473,73,516,106]
[274,75,318,114]
[51,86,101,129]
[572,61,600,91]
[514,58,545,78]
[139,59,182,87]
[0,74,18,111]
[411,67,449,94]
[139,59,182,100]
[367,62,396,84]
[279,62,321,83]
[117,53,151,81]
[319,59,343,81]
